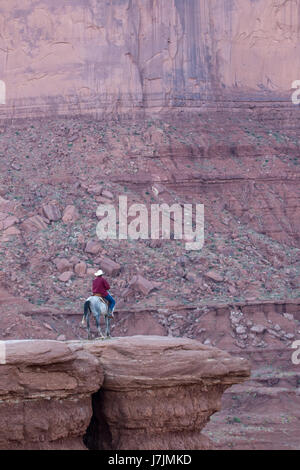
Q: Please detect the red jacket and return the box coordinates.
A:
[92,277,110,297]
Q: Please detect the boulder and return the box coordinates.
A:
[53,258,73,273]
[74,261,87,277]
[101,189,114,199]
[87,184,103,195]
[62,205,79,224]
[205,270,224,282]
[124,275,161,297]
[77,234,85,248]
[57,335,66,341]
[69,255,80,265]
[58,271,73,282]
[151,184,169,196]
[250,324,266,334]
[0,197,18,213]
[20,215,49,233]
[236,326,247,335]
[0,216,19,230]
[1,226,21,241]
[99,256,121,276]
[87,268,96,276]
[42,201,61,221]
[58,271,74,282]
[95,195,113,205]
[85,240,101,255]
[185,271,198,282]
[11,162,21,171]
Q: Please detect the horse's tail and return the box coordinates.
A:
[83,300,91,320]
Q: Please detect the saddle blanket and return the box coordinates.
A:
[92,293,108,305]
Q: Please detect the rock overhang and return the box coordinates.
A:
[0,335,251,449]
[67,335,250,390]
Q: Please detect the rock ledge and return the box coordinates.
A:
[0,336,250,450]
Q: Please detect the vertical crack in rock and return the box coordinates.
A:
[83,388,113,450]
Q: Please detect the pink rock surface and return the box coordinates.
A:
[0,1,298,118]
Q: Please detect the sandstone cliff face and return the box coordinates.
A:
[79,336,250,450]
[0,339,103,449]
[0,0,298,117]
[0,336,250,450]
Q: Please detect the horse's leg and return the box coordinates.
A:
[95,309,104,338]
[87,313,92,340]
[82,300,90,325]
[105,314,111,338]
[104,303,112,338]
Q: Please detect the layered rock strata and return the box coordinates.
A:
[73,336,250,450]
[0,336,250,450]
[0,339,103,449]
[0,0,299,118]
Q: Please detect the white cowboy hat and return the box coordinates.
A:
[94,269,104,276]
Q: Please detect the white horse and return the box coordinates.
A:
[82,296,114,339]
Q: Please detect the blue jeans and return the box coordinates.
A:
[104,293,115,313]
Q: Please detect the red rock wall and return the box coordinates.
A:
[0,340,104,449]
[80,336,250,450]
[0,0,299,118]
[0,337,250,450]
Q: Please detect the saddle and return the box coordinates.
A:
[93,293,109,306]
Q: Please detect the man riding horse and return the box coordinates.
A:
[82,269,116,339]
[92,269,116,317]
